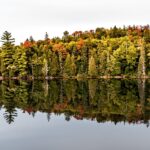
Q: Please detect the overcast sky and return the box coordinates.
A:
[0,0,149,44]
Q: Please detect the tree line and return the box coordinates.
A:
[0,25,150,78]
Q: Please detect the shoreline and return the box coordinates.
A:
[0,75,149,80]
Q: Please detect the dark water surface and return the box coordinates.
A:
[0,79,150,150]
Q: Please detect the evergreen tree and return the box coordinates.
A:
[13,47,27,77]
[29,36,34,43]
[49,52,59,76]
[70,55,76,76]
[63,31,69,42]
[64,54,76,76]
[78,46,89,75]
[64,53,71,76]
[45,32,49,40]
[1,31,15,77]
[88,56,97,77]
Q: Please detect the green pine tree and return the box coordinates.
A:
[1,31,15,77]
[13,47,27,77]
[49,52,59,76]
[64,54,76,77]
[88,56,97,77]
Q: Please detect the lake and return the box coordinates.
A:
[0,79,150,150]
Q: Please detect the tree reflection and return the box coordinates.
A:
[1,80,17,124]
[0,79,150,126]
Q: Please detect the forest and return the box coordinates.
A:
[0,25,150,79]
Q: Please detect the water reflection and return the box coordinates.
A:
[0,79,150,126]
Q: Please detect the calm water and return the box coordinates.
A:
[0,79,150,150]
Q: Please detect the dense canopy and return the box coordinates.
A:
[0,25,150,78]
